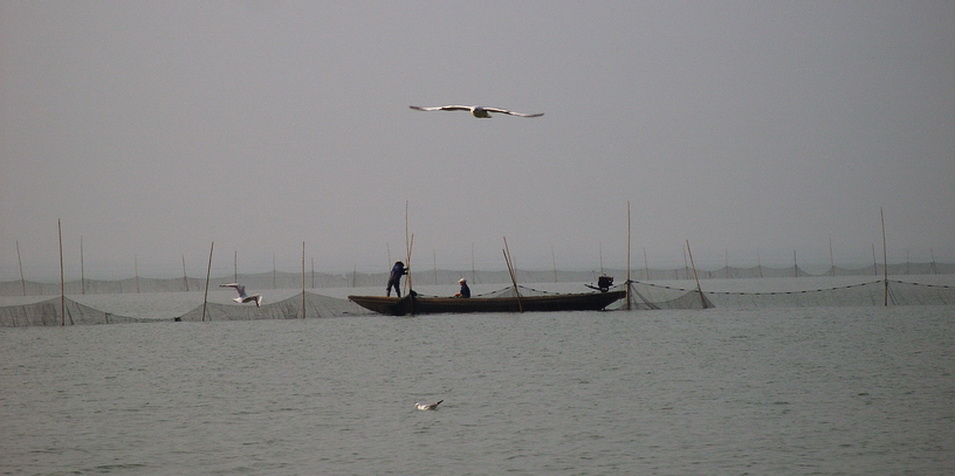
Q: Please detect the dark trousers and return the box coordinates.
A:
[386,279,401,297]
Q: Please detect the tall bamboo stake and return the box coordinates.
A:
[406,234,415,294]
[829,237,835,277]
[792,250,798,278]
[80,236,86,294]
[626,201,632,310]
[58,219,65,325]
[233,250,238,283]
[16,240,26,296]
[134,255,140,293]
[682,247,689,280]
[201,242,214,322]
[182,255,189,291]
[404,201,414,297]
[881,207,889,306]
[685,240,707,309]
[502,237,523,312]
[302,242,306,319]
[551,245,557,283]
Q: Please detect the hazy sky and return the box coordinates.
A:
[2,1,953,279]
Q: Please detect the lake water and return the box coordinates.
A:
[2,301,954,474]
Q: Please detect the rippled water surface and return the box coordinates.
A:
[3,305,953,474]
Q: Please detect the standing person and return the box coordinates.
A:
[454,278,471,298]
[386,261,408,297]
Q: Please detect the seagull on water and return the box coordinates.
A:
[220,283,263,307]
[410,105,543,118]
[415,399,443,410]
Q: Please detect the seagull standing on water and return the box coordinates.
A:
[220,283,263,307]
[410,105,543,118]
[415,399,443,410]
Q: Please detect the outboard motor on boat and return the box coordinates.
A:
[597,275,614,293]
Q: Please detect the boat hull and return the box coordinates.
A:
[348,290,626,316]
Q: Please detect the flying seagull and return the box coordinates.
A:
[220,283,263,307]
[415,399,443,410]
[410,105,543,118]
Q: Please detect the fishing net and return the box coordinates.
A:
[0,297,150,327]
[610,279,955,310]
[176,292,371,322]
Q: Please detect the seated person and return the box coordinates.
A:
[454,278,471,298]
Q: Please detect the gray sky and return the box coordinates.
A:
[2,1,954,279]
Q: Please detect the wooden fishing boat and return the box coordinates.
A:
[348,290,626,316]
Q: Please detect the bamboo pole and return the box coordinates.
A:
[792,250,797,278]
[881,207,889,306]
[551,245,558,283]
[16,240,26,296]
[302,242,306,319]
[80,236,86,295]
[626,201,632,310]
[404,201,414,297]
[407,233,415,315]
[182,255,189,291]
[682,247,689,280]
[58,219,65,325]
[502,237,522,313]
[201,242,214,322]
[685,240,707,309]
[829,237,835,277]
[233,250,238,283]
[407,234,414,289]
[134,255,140,293]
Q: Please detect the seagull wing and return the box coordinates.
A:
[481,107,544,117]
[410,105,475,112]
[220,283,240,293]
[221,283,247,298]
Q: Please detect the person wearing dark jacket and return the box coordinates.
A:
[455,278,471,298]
[386,261,408,297]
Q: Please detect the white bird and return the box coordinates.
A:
[410,105,543,118]
[415,399,443,410]
[219,283,263,307]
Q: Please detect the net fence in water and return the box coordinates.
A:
[176,292,371,322]
[0,297,152,327]
[2,279,954,327]
[610,279,955,310]
[0,292,372,327]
